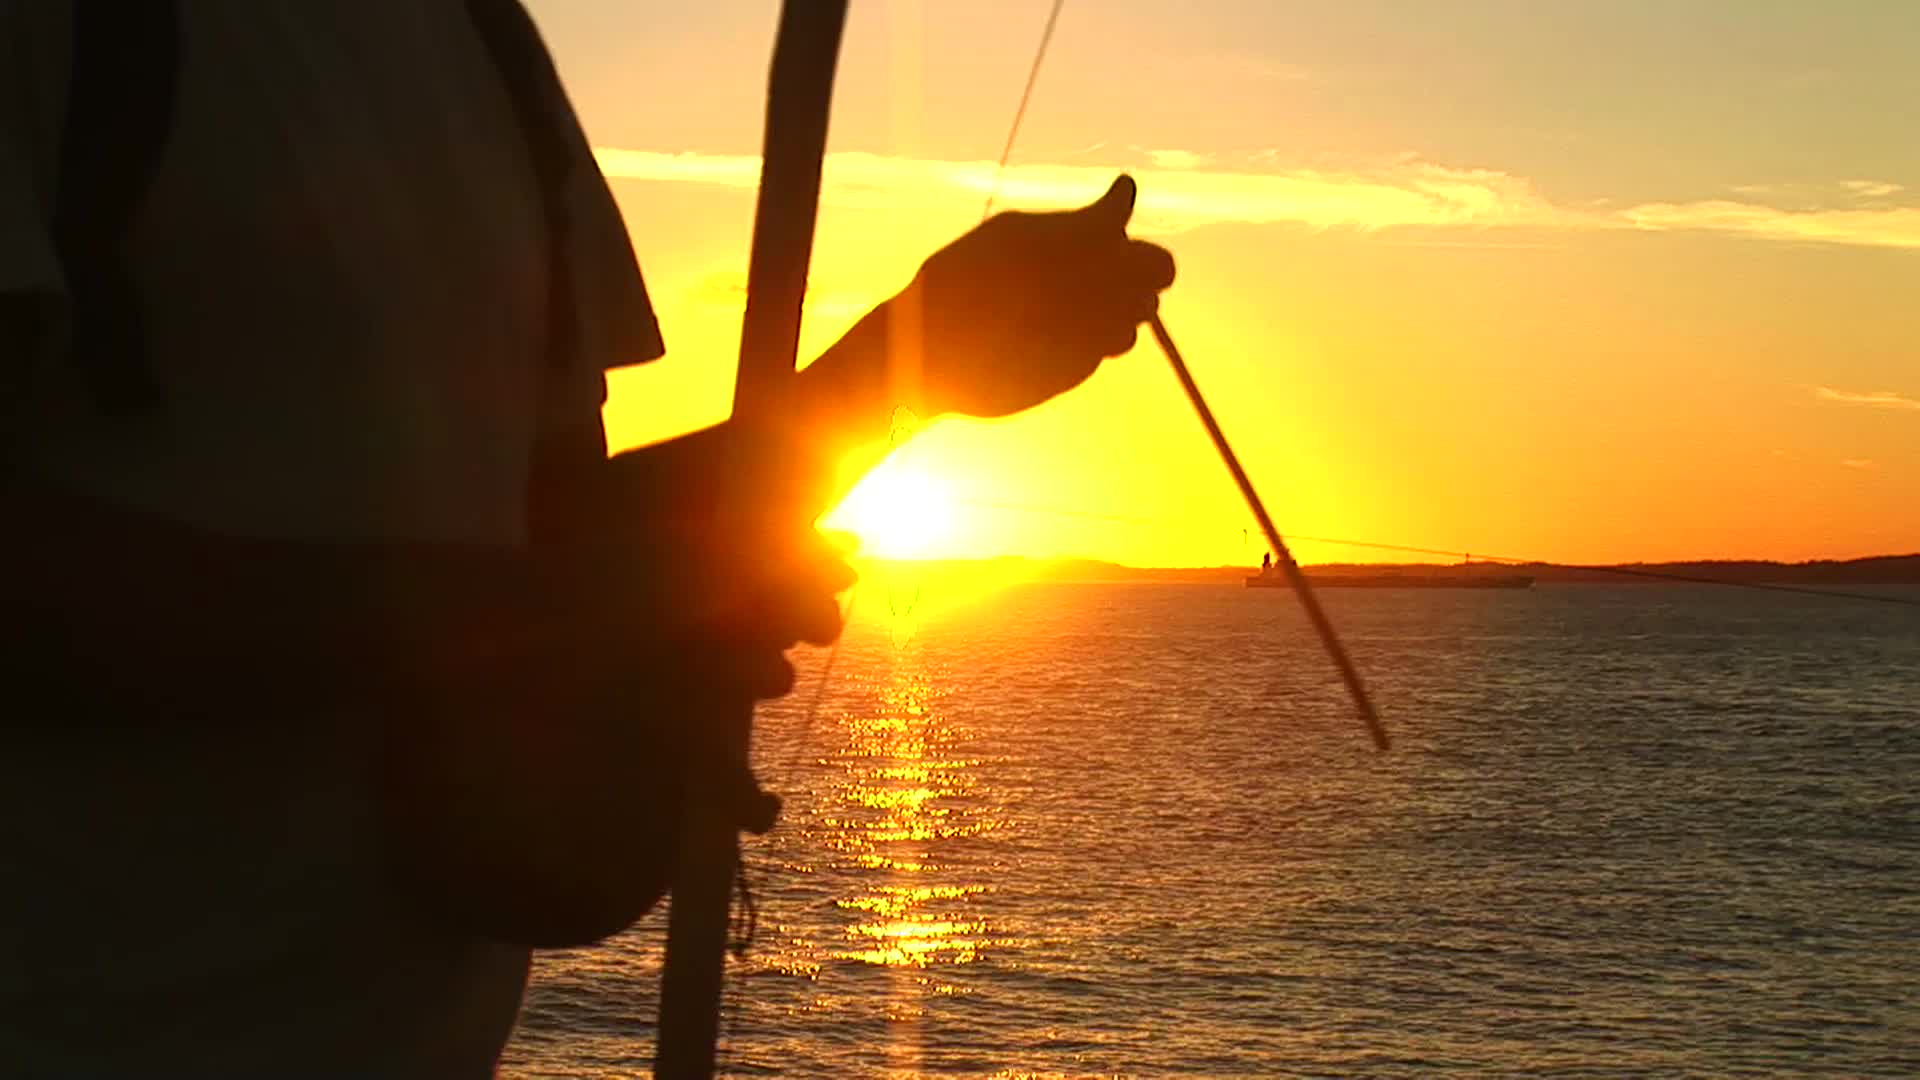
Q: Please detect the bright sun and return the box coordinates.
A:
[825,461,957,559]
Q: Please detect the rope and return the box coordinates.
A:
[799,582,859,741]
[981,0,1067,220]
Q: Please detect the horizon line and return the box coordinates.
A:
[848,551,1920,571]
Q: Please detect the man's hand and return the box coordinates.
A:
[591,426,854,701]
[675,525,855,700]
[594,177,1172,681]
[907,175,1175,419]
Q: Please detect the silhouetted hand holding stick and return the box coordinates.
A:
[779,176,1174,497]
[907,175,1175,418]
[583,175,1174,697]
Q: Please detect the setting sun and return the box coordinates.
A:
[825,460,957,560]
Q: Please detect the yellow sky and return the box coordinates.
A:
[532,1,1919,566]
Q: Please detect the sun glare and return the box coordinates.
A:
[827,462,957,560]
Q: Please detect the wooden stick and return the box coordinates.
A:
[656,5,849,1078]
[1148,315,1389,751]
[654,730,742,1079]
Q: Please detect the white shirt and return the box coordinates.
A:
[1,3,662,1074]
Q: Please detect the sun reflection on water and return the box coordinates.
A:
[828,667,997,976]
[797,631,1010,1076]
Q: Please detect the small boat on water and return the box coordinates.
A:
[1245,564,1535,589]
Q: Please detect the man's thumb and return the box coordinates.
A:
[1077,175,1137,232]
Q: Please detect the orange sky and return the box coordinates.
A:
[530,1,1919,566]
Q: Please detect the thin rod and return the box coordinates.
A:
[1148,314,1390,751]
[980,0,1066,220]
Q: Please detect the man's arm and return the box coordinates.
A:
[0,417,774,949]
[379,420,853,949]
[6,287,829,946]
[596,178,1175,536]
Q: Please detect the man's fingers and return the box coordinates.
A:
[740,652,797,700]
[819,552,858,596]
[747,542,851,648]
[1060,242,1167,335]
[1060,239,1172,319]
[711,589,838,700]
[1127,239,1176,291]
[818,528,860,558]
[1128,291,1161,326]
[782,583,847,647]
[1096,323,1140,358]
[1075,175,1137,234]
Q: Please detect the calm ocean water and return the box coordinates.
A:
[501,581,1920,1078]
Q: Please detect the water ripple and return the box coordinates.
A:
[504,583,1920,1077]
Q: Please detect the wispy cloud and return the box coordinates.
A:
[1842,179,1904,199]
[595,147,1564,234]
[1813,386,1920,411]
[1144,149,1212,170]
[1840,458,1879,471]
[1621,201,1920,250]
[1731,179,1904,202]
[594,146,1920,249]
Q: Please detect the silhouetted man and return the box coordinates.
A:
[0,4,1171,1074]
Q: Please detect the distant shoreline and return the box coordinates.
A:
[859,553,1920,587]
